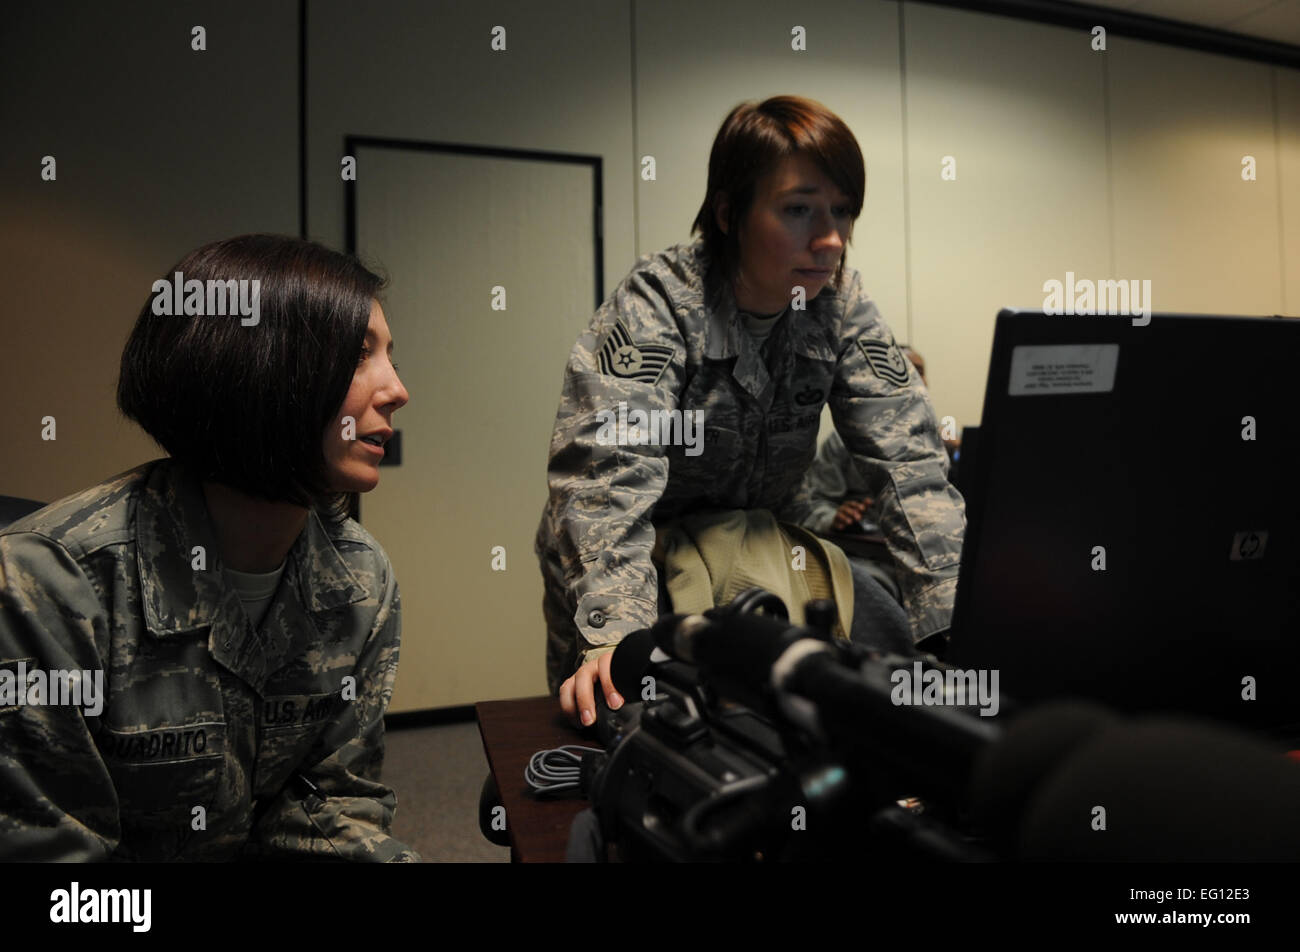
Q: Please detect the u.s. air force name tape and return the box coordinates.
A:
[857,337,911,387]
[598,319,674,386]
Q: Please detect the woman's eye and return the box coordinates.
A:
[787,204,852,218]
[358,346,398,373]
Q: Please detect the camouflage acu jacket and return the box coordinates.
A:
[0,459,419,861]
[537,238,966,691]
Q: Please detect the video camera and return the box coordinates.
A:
[572,589,1300,862]
[582,588,1002,862]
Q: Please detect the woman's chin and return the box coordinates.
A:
[330,469,381,494]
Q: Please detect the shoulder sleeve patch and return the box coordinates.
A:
[857,337,911,387]
[597,319,675,386]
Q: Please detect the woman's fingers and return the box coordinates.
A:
[598,651,623,710]
[572,660,598,725]
[560,653,625,727]
[559,668,579,717]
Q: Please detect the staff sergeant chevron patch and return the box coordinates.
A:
[858,337,912,387]
[597,319,675,386]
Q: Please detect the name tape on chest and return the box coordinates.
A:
[857,337,912,387]
[99,725,221,763]
[598,319,674,386]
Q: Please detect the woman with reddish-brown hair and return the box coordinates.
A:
[536,96,965,725]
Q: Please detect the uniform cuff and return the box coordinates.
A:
[907,573,958,644]
[577,644,618,669]
[808,505,837,536]
[574,592,656,649]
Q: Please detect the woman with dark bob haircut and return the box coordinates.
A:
[537,96,965,725]
[0,234,416,861]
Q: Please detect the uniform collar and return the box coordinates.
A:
[134,460,367,639]
[705,279,771,404]
[701,263,842,405]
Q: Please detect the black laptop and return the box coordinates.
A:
[948,309,1300,731]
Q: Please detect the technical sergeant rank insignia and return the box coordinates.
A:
[858,336,912,387]
[598,319,674,386]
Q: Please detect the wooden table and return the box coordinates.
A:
[475,695,596,863]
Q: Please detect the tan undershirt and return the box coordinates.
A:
[224,562,286,629]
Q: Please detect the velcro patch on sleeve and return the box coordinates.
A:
[597,319,674,386]
[857,337,911,387]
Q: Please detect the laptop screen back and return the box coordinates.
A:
[950,310,1300,730]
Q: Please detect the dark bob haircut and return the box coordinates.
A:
[118,234,385,521]
[692,95,866,292]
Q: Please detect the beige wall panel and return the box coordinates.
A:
[308,1,634,708]
[905,5,1111,431]
[0,2,297,501]
[1278,67,1300,315]
[355,149,595,711]
[1108,38,1283,315]
[633,0,908,329]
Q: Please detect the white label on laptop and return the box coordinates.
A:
[1008,344,1119,395]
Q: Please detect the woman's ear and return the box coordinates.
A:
[713,192,730,235]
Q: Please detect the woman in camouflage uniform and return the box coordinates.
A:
[0,235,418,860]
[537,96,965,727]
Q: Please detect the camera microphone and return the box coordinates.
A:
[608,627,662,701]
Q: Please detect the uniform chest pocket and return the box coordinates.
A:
[253,693,345,797]
[99,722,226,861]
[763,412,819,483]
[666,425,742,503]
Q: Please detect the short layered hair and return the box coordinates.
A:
[118,234,385,522]
[692,95,866,292]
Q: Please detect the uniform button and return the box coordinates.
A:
[224,640,233,650]
[588,610,606,628]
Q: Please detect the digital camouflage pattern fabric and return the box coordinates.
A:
[0,459,419,861]
[536,237,965,692]
[789,429,876,536]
